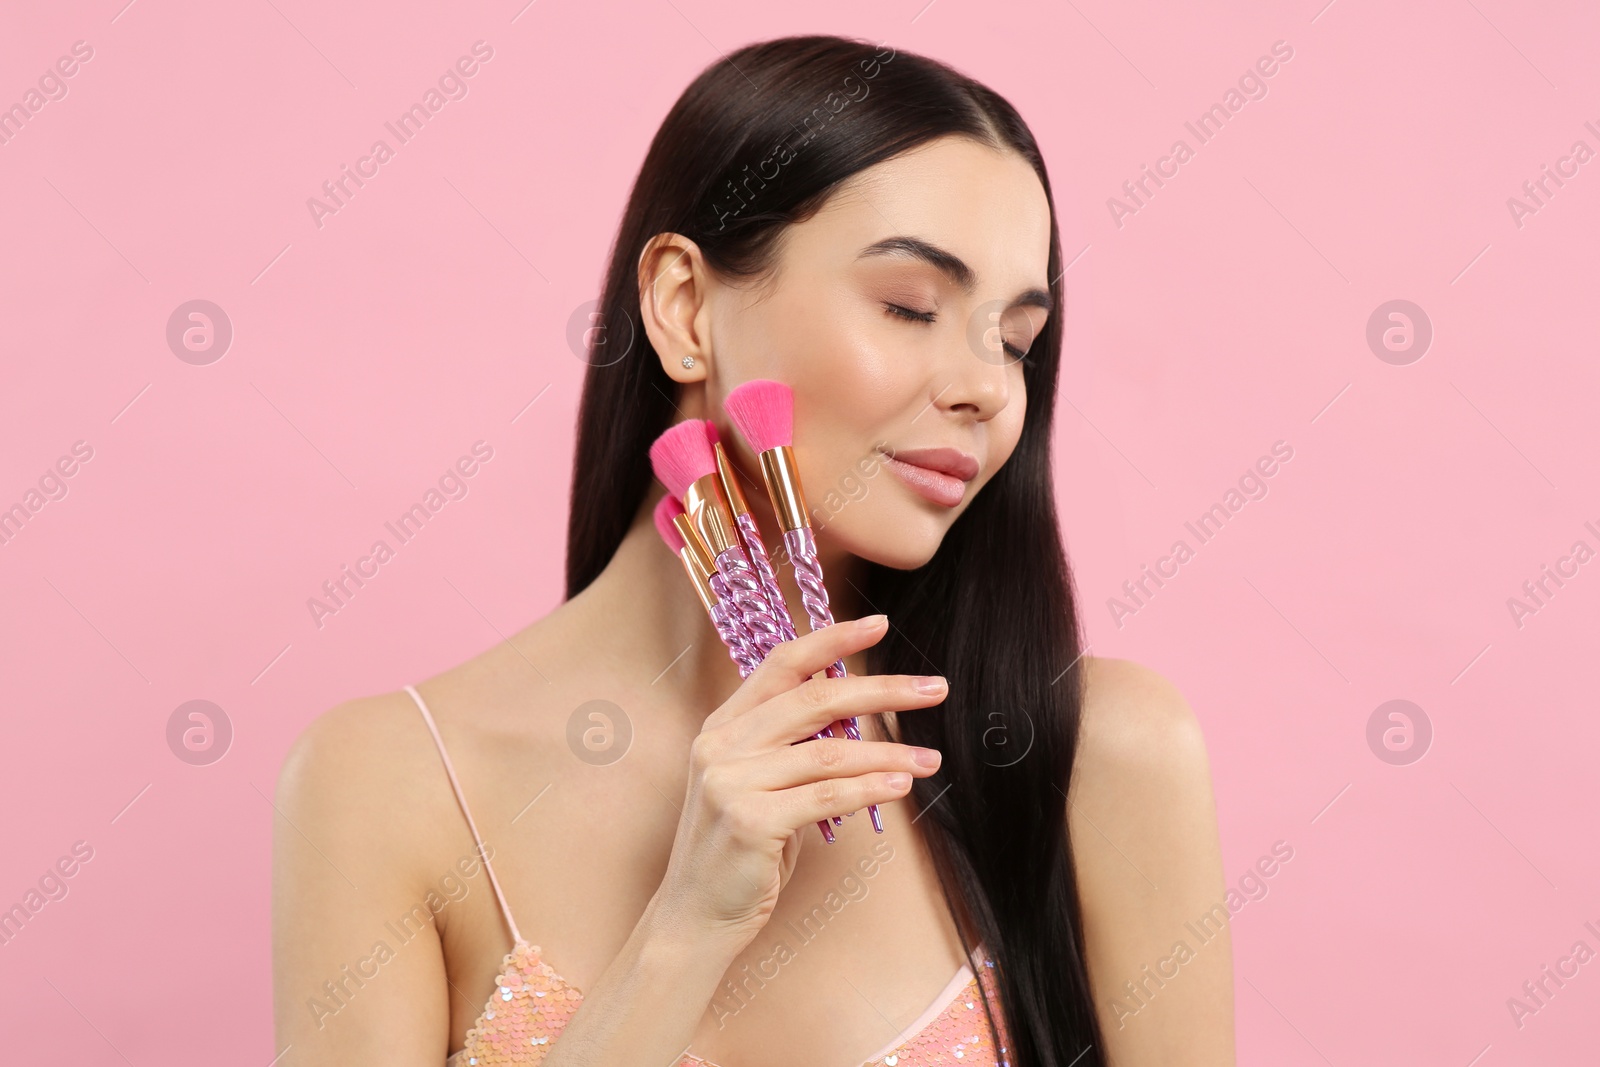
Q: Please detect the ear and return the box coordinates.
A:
[638,232,711,385]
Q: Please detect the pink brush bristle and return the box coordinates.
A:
[704,419,721,444]
[724,380,795,453]
[652,494,686,553]
[649,420,719,498]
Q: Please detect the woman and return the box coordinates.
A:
[273,34,1234,1067]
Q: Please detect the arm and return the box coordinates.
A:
[532,900,748,1066]
[272,697,458,1065]
[1069,658,1236,1066]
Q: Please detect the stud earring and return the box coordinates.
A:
[681,356,696,369]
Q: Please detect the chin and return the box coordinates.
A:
[822,504,954,571]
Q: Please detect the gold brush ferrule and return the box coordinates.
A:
[758,445,809,533]
[671,513,716,580]
[713,443,751,517]
[683,473,740,555]
[677,548,717,613]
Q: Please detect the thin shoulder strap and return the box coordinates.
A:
[404,683,525,945]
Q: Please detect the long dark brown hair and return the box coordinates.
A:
[564,34,1102,1067]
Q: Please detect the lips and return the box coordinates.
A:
[879,446,980,508]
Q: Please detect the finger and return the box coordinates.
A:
[717,614,891,720]
[737,673,948,749]
[773,770,919,828]
[736,737,941,793]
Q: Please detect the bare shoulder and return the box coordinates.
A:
[1070,657,1234,1060]
[1068,655,1222,906]
[278,597,575,808]
[1072,656,1211,797]
[274,614,588,891]
[274,688,463,879]
[281,687,431,778]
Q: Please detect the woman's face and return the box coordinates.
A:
[678,135,1054,570]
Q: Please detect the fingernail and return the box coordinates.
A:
[911,746,941,768]
[886,772,912,789]
[913,675,947,694]
[858,614,888,630]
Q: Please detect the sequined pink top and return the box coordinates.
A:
[405,685,1014,1067]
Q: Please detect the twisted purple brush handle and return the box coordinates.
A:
[735,513,799,643]
[706,572,760,676]
[785,527,849,683]
[786,554,863,741]
[719,543,836,748]
[736,513,833,743]
[735,512,842,826]
[784,526,881,833]
[716,546,783,658]
[711,552,834,843]
[709,598,759,677]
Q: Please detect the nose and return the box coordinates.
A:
[927,314,1015,422]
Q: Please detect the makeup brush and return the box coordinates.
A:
[711,422,851,825]
[706,423,798,637]
[659,419,844,742]
[650,421,786,660]
[651,422,837,728]
[651,421,839,843]
[725,380,881,833]
[710,423,844,735]
[653,494,758,677]
[677,494,842,836]
[710,420,854,730]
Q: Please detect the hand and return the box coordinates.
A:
[643,614,946,955]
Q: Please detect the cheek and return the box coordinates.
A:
[779,319,922,467]
[787,320,912,410]
[788,361,892,494]
[992,386,1028,467]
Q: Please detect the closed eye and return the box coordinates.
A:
[884,302,935,324]
[883,302,1034,365]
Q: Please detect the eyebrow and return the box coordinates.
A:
[856,235,1054,313]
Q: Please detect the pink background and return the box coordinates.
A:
[2,0,1596,1063]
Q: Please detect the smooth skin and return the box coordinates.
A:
[273,135,1233,1066]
